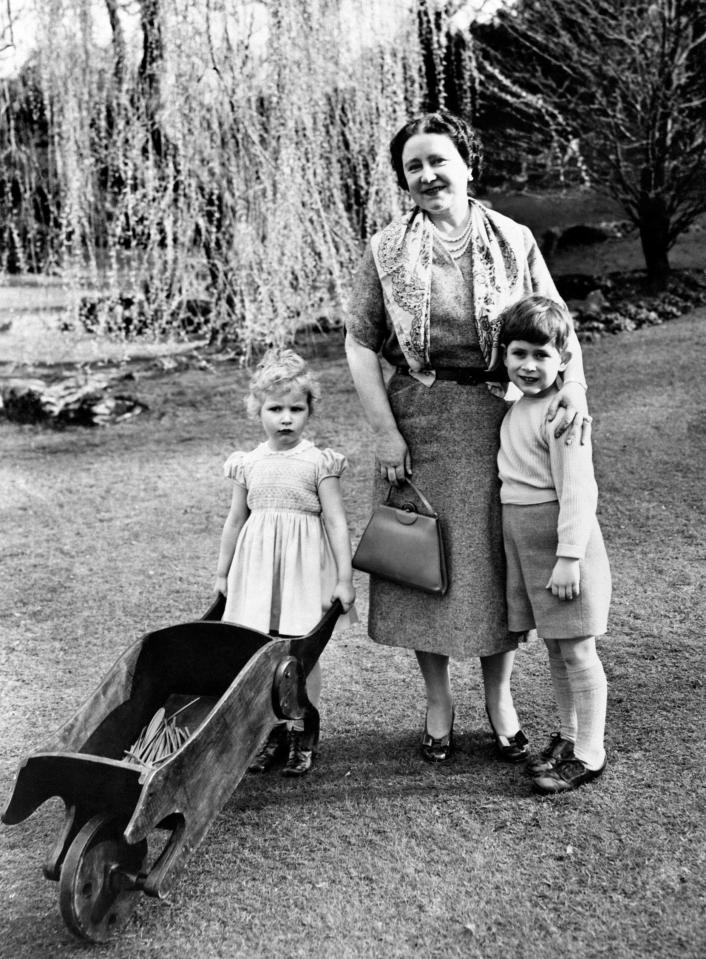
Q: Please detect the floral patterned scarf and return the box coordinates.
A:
[369,199,558,391]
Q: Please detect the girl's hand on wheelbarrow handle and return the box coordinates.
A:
[331,579,355,612]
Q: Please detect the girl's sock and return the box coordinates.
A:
[290,661,322,734]
[565,655,607,770]
[548,648,577,744]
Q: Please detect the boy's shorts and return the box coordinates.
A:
[502,502,611,639]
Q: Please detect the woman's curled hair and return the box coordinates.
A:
[389,109,482,191]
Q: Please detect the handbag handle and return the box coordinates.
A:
[385,477,437,517]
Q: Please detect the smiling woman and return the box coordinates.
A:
[345,108,590,765]
[400,133,473,226]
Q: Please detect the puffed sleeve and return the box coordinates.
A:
[315,448,348,484]
[222,450,247,486]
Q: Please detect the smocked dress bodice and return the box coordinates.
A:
[222,440,356,635]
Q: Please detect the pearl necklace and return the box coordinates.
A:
[432,212,473,259]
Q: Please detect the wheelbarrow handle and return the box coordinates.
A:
[201,593,227,621]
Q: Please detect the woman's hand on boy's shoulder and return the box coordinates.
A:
[546,382,591,446]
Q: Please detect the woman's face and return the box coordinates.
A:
[400,132,470,220]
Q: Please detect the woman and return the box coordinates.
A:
[345,110,589,763]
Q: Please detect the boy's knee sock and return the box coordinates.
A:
[548,649,577,743]
[566,654,607,770]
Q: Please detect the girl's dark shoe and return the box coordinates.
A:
[526,732,574,776]
[486,708,530,763]
[532,754,607,794]
[282,729,314,777]
[421,710,455,763]
[248,725,288,773]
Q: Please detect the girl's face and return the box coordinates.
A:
[260,387,310,451]
[400,132,471,221]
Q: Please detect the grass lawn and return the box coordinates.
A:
[1,216,705,957]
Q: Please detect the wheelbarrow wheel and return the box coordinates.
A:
[59,814,147,942]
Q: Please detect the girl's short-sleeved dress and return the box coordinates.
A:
[347,239,521,660]
[223,439,357,636]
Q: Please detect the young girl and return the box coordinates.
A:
[497,295,611,794]
[215,349,357,776]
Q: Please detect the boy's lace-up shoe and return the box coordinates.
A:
[526,732,575,776]
[248,725,288,773]
[282,729,314,777]
[532,754,607,794]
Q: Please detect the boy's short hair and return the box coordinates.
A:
[245,348,320,418]
[499,295,573,352]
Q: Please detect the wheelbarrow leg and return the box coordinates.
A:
[137,816,186,899]
[44,804,91,881]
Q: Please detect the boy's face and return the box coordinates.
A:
[503,339,570,397]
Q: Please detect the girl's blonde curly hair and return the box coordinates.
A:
[245,348,321,418]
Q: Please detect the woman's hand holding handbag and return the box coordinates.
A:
[352,478,448,595]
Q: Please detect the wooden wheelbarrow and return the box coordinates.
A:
[2,595,342,943]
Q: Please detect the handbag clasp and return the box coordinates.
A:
[396,504,418,525]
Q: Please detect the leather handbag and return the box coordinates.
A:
[352,478,448,595]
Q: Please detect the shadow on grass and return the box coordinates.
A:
[225,729,538,818]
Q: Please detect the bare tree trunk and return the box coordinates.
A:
[638,194,671,292]
[139,0,165,160]
[104,0,126,88]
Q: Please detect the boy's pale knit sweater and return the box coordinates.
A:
[497,385,598,559]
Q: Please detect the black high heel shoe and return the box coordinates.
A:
[486,707,530,763]
[421,709,455,763]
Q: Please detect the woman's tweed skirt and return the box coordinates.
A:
[368,373,518,659]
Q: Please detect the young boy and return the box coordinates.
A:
[497,294,611,794]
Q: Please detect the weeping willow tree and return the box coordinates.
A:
[1,0,476,351]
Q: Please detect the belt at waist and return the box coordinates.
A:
[395,365,507,385]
